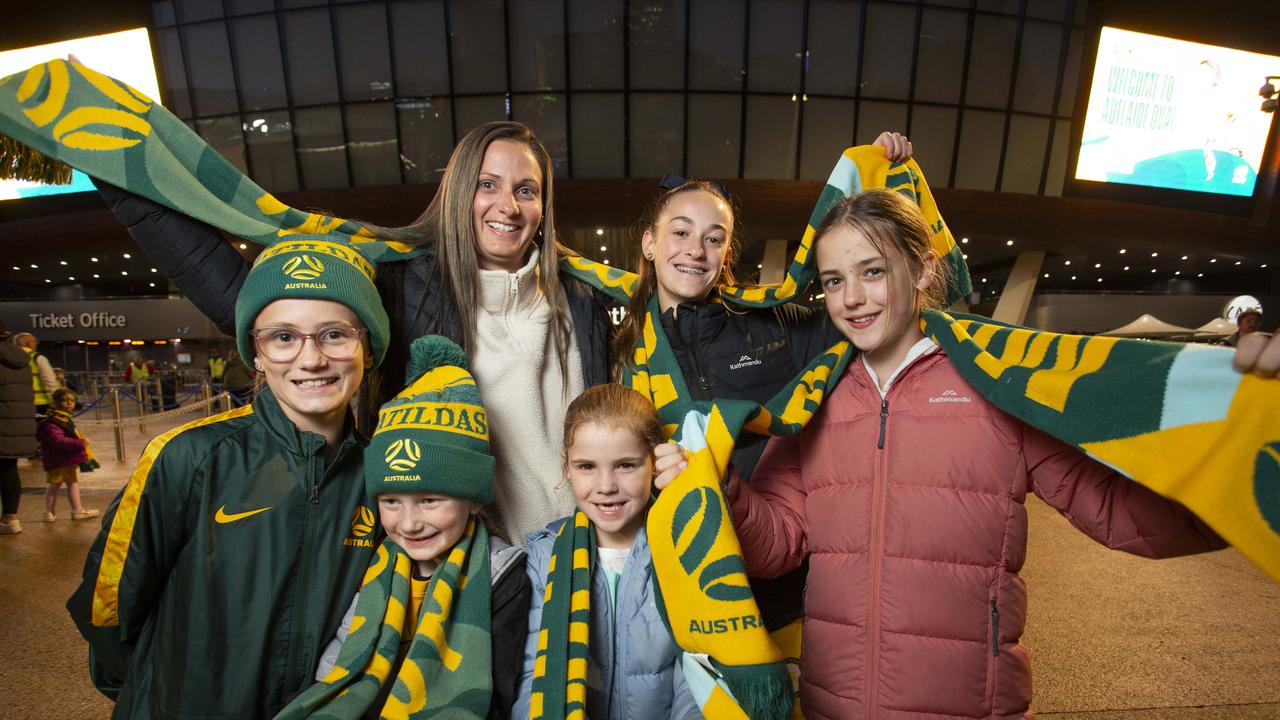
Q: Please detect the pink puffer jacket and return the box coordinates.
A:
[729,349,1224,720]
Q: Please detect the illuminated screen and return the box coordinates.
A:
[0,28,160,201]
[1075,27,1279,197]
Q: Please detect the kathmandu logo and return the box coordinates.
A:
[729,354,763,371]
[671,486,753,603]
[929,388,972,404]
[384,438,422,472]
[282,255,325,280]
[350,506,376,537]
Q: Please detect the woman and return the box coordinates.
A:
[0,320,36,536]
[67,240,388,718]
[94,121,615,542]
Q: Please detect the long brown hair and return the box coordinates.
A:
[813,189,950,323]
[612,181,740,377]
[377,121,575,385]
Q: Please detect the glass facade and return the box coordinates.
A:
[152,0,1087,193]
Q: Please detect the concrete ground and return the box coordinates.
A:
[1,411,1278,718]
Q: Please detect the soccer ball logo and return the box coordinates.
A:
[385,438,422,472]
[282,255,325,280]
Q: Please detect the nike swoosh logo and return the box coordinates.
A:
[214,505,273,524]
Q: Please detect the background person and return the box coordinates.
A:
[37,388,98,523]
[67,239,387,718]
[207,346,225,383]
[14,332,58,415]
[0,320,36,536]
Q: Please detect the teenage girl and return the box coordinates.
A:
[656,189,1226,720]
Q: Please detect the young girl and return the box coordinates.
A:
[280,336,531,720]
[37,388,98,522]
[515,384,699,720]
[658,189,1225,720]
[69,239,388,718]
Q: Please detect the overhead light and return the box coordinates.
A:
[1235,261,1242,265]
[123,253,132,259]
[1094,263,1101,268]
[239,243,247,250]
[1180,255,1188,260]
[90,257,99,262]
[1064,260,1071,266]
[1263,264,1269,268]
[603,259,610,265]
[1042,273,1049,278]
[149,282,156,287]
[1123,266,1130,271]
[1119,249,1126,254]
[599,245,607,252]
[1150,268,1156,273]
[77,340,84,344]
[10,266,17,271]
[44,278,51,283]
[1151,252,1158,257]
[121,270,128,276]
[29,264,37,269]
[59,260,67,266]
[1197,273,1204,277]
[1071,275,1077,280]
[150,267,157,273]
[92,273,100,279]
[1096,278,1102,282]
[963,254,968,260]
[981,278,987,283]
[1210,258,1217,263]
[1175,270,1181,275]
[757,263,763,269]
[68,276,75,281]
[961,237,969,244]
[1005,240,1013,246]
[595,228,604,236]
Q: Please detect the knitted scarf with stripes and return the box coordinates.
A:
[527,512,596,719]
[274,520,491,720]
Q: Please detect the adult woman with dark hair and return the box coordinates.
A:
[0,320,37,536]
[94,121,614,542]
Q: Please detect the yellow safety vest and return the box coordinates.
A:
[128,362,151,383]
[26,348,51,406]
[208,357,225,381]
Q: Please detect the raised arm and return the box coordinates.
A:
[93,179,248,336]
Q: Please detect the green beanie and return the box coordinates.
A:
[366,336,495,505]
[234,238,390,367]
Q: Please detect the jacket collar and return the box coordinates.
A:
[849,338,945,398]
[659,298,729,350]
[477,246,541,315]
[252,387,363,461]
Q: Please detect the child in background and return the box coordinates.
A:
[515,384,699,720]
[657,189,1225,720]
[278,336,531,720]
[37,388,98,523]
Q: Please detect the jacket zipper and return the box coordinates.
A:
[990,598,1000,657]
[509,273,519,295]
[688,308,710,391]
[866,394,890,719]
[876,398,889,449]
[285,453,321,695]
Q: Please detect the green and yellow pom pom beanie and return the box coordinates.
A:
[233,238,390,367]
[366,336,494,505]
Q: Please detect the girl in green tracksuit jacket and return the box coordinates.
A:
[68,239,392,719]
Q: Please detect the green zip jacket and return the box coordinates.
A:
[67,389,378,719]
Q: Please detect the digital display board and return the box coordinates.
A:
[0,28,160,201]
[1075,27,1279,197]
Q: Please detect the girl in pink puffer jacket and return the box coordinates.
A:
[657,189,1227,720]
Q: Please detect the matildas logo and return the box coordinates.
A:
[384,438,422,472]
[282,255,325,280]
[672,486,753,602]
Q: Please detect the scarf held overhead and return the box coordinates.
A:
[274,521,492,720]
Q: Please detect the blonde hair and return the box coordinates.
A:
[813,189,950,324]
[563,384,663,454]
[613,181,740,376]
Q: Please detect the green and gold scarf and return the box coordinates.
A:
[47,408,98,472]
[527,512,596,719]
[274,520,492,720]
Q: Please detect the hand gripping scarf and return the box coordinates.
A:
[275,519,492,720]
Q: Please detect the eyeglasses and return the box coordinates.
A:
[249,325,366,362]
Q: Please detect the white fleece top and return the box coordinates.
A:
[472,248,585,543]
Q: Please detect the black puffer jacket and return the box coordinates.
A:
[659,300,842,480]
[93,181,617,424]
[0,339,37,459]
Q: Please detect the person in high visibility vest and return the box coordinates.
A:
[123,356,150,384]
[13,332,58,415]
[207,346,226,383]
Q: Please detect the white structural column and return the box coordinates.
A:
[760,238,789,285]
[992,251,1046,326]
